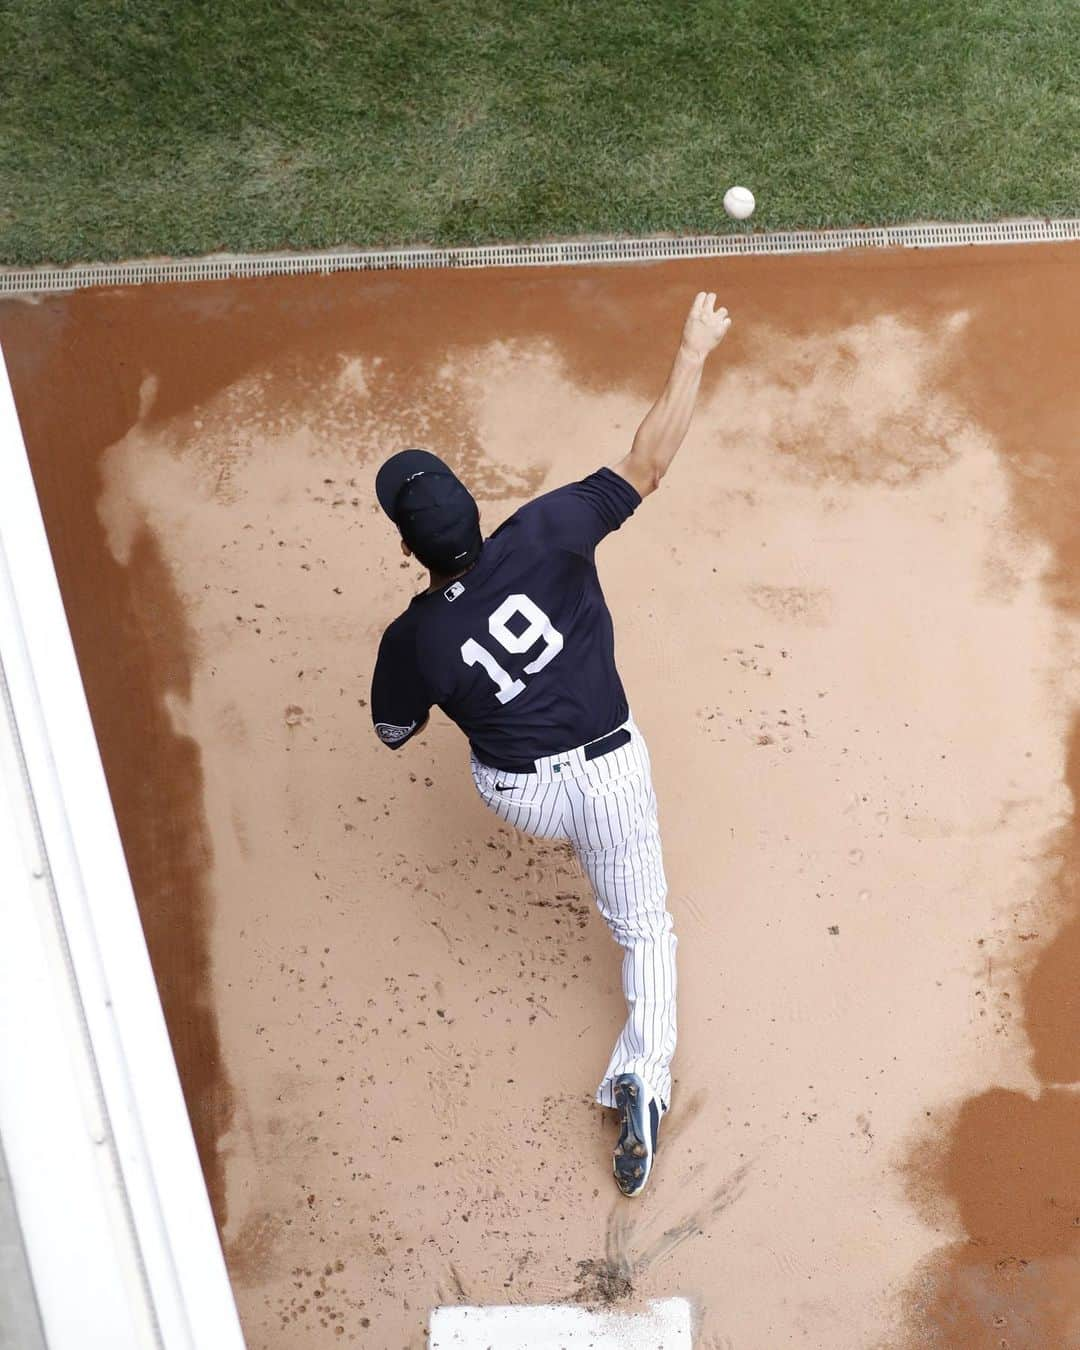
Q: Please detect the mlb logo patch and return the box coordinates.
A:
[444,581,465,601]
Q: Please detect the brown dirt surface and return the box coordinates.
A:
[2,240,1080,1348]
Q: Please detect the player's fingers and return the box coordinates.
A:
[706,292,716,311]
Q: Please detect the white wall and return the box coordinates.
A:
[0,341,246,1350]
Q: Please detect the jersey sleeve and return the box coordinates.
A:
[371,617,432,749]
[514,467,642,557]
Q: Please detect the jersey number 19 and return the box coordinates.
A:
[460,593,564,705]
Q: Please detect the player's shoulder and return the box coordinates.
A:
[518,466,638,517]
[378,603,423,656]
[380,564,492,648]
[495,468,640,550]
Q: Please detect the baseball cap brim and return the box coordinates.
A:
[375,448,457,520]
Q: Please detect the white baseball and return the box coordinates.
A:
[723,186,755,220]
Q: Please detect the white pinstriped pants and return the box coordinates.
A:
[470,718,677,1110]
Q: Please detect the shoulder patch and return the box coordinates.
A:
[375,719,418,746]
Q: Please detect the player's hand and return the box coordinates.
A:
[681,292,731,360]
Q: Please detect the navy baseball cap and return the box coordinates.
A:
[375,448,482,574]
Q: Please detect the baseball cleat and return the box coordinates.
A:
[612,1073,662,1198]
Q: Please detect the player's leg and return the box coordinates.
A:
[473,735,674,1195]
[577,787,676,1111]
[569,727,677,1141]
[473,738,676,1102]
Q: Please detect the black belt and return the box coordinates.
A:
[489,726,632,776]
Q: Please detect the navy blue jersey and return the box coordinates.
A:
[371,467,641,768]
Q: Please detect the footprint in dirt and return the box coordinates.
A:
[572,1149,753,1307]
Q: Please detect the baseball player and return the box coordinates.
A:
[371,292,731,1196]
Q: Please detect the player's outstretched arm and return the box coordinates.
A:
[613,292,731,499]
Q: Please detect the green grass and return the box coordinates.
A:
[1,0,1078,265]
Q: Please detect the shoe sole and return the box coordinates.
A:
[613,1075,652,1198]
